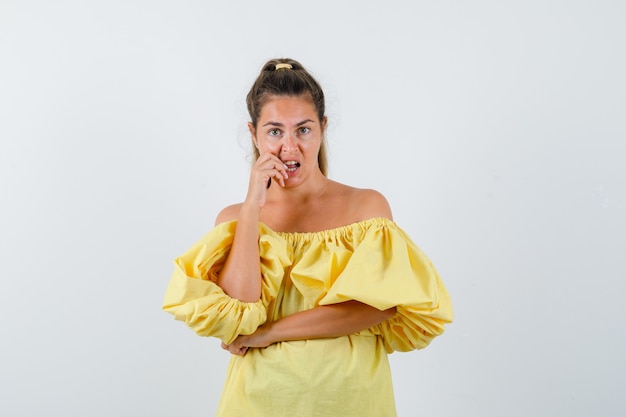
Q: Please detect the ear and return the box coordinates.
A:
[321,116,328,132]
[248,122,258,148]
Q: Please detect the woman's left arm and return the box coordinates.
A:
[222,301,396,355]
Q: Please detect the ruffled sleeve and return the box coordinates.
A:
[162,221,289,344]
[318,220,453,353]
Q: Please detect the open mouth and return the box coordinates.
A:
[283,161,301,172]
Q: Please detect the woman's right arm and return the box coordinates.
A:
[214,202,262,302]
[214,152,288,302]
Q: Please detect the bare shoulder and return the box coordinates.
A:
[328,181,393,221]
[214,203,243,226]
[353,188,393,220]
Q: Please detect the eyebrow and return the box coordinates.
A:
[262,119,315,127]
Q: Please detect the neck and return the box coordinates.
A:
[271,170,330,203]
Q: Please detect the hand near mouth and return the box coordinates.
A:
[246,152,289,207]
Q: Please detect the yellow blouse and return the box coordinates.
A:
[163,218,453,417]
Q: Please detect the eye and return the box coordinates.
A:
[297,126,310,135]
[268,128,281,137]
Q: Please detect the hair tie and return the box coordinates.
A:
[274,63,293,70]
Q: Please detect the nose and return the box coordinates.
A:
[281,134,298,153]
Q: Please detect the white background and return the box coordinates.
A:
[1,1,625,416]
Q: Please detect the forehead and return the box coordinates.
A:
[258,95,318,123]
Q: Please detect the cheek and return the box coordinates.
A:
[304,140,322,154]
[256,140,282,154]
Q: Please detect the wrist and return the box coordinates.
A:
[238,202,261,223]
[240,200,260,213]
[261,321,279,346]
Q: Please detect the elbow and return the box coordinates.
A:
[223,290,262,303]
[217,278,262,303]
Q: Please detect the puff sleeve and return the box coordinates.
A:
[162,221,289,344]
[318,221,453,353]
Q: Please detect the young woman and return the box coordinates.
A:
[163,58,453,417]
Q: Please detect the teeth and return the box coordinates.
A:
[283,161,300,172]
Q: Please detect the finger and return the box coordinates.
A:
[229,345,248,356]
[262,155,288,182]
[257,161,278,187]
[265,168,285,188]
[270,165,288,187]
[271,169,285,188]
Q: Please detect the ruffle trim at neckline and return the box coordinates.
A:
[264,217,396,241]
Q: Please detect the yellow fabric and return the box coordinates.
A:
[163,218,453,417]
